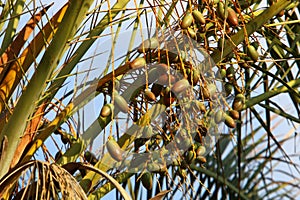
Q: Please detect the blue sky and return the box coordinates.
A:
[13,0,300,199]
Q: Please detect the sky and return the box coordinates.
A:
[10,0,300,199]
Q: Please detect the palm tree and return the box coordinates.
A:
[0,0,299,199]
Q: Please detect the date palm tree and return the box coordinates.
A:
[0,0,299,199]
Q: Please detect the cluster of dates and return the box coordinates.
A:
[89,33,234,187]
[82,6,259,187]
[178,1,260,63]
[84,0,266,188]
[51,3,263,191]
